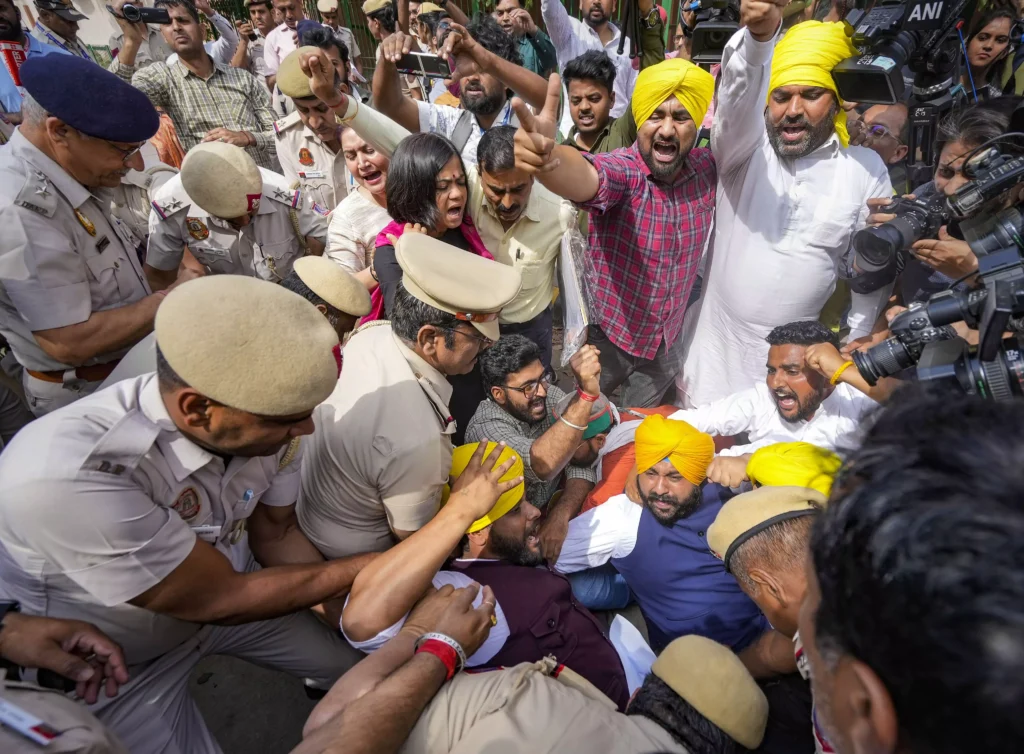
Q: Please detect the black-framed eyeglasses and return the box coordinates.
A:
[438,326,494,347]
[503,368,555,399]
[76,129,146,162]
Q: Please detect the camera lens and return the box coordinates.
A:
[123,3,140,21]
[853,336,914,385]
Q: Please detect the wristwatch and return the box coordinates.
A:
[641,6,661,29]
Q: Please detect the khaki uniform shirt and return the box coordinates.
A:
[111,162,177,245]
[146,167,328,281]
[0,130,151,372]
[298,322,455,558]
[0,678,127,753]
[108,26,174,68]
[400,659,687,754]
[466,165,573,324]
[0,374,305,665]
[273,111,351,214]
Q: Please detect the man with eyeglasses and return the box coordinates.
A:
[297,234,523,560]
[0,55,195,416]
[849,103,910,194]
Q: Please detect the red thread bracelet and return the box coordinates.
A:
[576,386,599,403]
[415,639,458,681]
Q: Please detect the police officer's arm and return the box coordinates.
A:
[372,31,428,134]
[32,295,164,366]
[249,502,326,565]
[297,585,495,754]
[527,346,601,481]
[438,23,548,111]
[231,24,251,70]
[342,443,520,642]
[131,537,379,624]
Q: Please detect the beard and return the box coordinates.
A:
[640,134,688,182]
[502,394,546,425]
[585,4,608,27]
[489,519,543,567]
[766,103,838,159]
[772,387,827,423]
[461,86,504,118]
[640,484,703,527]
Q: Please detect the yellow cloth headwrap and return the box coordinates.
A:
[442,442,525,533]
[634,415,715,485]
[767,21,858,147]
[746,442,842,497]
[631,58,716,130]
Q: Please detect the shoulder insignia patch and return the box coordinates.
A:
[272,188,301,208]
[86,460,128,475]
[151,197,184,220]
[186,217,210,240]
[171,486,201,521]
[311,201,329,216]
[14,170,57,218]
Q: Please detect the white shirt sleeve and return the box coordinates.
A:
[342,98,412,158]
[554,495,642,575]
[416,99,460,139]
[340,571,510,666]
[711,26,779,178]
[540,0,581,66]
[206,13,239,65]
[669,386,765,438]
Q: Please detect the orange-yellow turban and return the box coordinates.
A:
[631,57,716,130]
[442,442,525,533]
[768,21,858,146]
[634,415,715,485]
[745,442,842,497]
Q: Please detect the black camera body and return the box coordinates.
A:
[853,193,949,272]
[107,3,171,24]
[688,0,740,64]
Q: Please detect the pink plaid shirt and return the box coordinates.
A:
[579,145,716,360]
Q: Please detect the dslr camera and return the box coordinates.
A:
[684,0,740,64]
[852,193,949,276]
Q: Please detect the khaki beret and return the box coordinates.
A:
[362,0,391,14]
[417,2,445,14]
[155,276,340,416]
[316,0,337,11]
[181,142,263,219]
[652,635,769,750]
[396,233,522,341]
[277,46,320,100]
[293,256,372,317]
[708,485,826,572]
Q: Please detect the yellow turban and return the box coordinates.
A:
[634,415,715,486]
[442,442,525,534]
[767,21,858,147]
[631,58,716,130]
[746,442,842,497]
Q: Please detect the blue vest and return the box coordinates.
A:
[611,484,769,653]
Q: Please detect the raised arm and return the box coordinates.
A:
[637,0,665,71]
[540,0,580,63]
[440,22,548,110]
[371,31,424,134]
[711,0,783,177]
[512,75,600,203]
[341,444,520,642]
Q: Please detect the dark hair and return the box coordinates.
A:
[390,282,459,348]
[628,675,744,754]
[563,50,617,95]
[299,25,350,64]
[279,269,347,329]
[367,3,397,33]
[730,513,818,591]
[155,0,200,24]
[247,0,272,8]
[811,389,1024,754]
[418,9,448,37]
[386,132,464,228]
[477,125,517,174]
[478,334,542,391]
[764,320,840,350]
[466,13,522,66]
[156,345,189,391]
[935,99,1014,157]
[968,7,1016,42]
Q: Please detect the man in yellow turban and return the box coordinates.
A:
[633,414,715,524]
[677,0,894,418]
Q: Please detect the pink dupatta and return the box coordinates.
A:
[360,215,494,325]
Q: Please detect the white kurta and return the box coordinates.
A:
[676,27,894,408]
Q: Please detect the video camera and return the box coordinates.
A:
[832,0,978,187]
[852,133,1024,399]
[683,0,740,64]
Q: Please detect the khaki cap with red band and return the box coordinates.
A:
[180,142,263,219]
[395,234,522,342]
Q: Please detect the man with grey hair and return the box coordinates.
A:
[0,55,194,415]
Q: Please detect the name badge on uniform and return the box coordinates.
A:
[191,524,222,544]
[298,170,326,179]
[0,697,63,745]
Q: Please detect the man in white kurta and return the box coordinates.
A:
[677,21,893,408]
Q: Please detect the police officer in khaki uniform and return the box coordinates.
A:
[297,622,769,754]
[283,255,372,340]
[111,145,177,244]
[298,234,522,558]
[0,55,187,416]
[0,275,377,754]
[146,141,329,289]
[274,47,352,214]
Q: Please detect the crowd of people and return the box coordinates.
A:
[0,0,1023,752]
